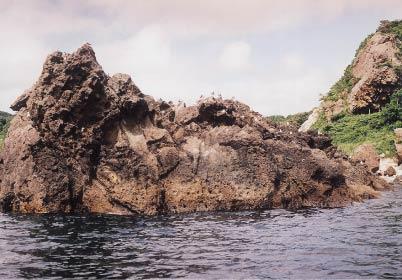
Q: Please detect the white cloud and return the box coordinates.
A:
[219,42,251,71]
[84,0,402,36]
[97,25,172,73]
[0,0,402,116]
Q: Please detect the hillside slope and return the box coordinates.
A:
[301,20,402,157]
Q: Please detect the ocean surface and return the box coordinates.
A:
[1,186,402,279]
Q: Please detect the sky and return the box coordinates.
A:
[0,0,401,115]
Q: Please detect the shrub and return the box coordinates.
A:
[379,20,402,40]
[313,90,402,156]
[323,65,359,102]
[326,113,396,156]
[355,33,374,56]
[379,20,402,59]
[382,89,402,125]
[0,111,12,150]
[266,112,310,127]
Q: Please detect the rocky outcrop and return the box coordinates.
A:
[0,44,389,215]
[352,144,380,173]
[301,20,402,131]
[298,108,320,133]
[378,157,402,183]
[348,29,401,114]
[385,166,397,176]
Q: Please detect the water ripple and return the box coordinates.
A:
[0,187,402,279]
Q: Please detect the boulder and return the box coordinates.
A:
[0,44,389,215]
[352,144,380,173]
[394,175,402,185]
[348,30,402,114]
[385,166,396,177]
[299,108,320,132]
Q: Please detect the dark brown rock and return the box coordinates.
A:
[0,44,389,215]
[385,166,396,177]
[10,90,30,111]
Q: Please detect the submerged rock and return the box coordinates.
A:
[0,44,389,215]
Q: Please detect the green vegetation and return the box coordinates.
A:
[355,33,374,57]
[322,65,359,102]
[379,20,402,40]
[313,20,402,157]
[0,111,13,148]
[321,112,396,156]
[323,20,402,103]
[266,112,310,128]
[322,32,375,103]
[314,90,402,156]
[379,20,402,59]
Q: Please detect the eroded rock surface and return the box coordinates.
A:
[0,44,388,215]
[301,20,402,132]
[348,29,401,114]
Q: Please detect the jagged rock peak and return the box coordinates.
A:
[0,44,389,215]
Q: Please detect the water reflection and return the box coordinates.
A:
[0,188,402,279]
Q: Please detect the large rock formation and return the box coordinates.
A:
[0,44,388,215]
[300,20,402,132]
[348,26,401,114]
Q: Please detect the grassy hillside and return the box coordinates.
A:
[313,90,402,156]
[311,20,402,157]
[266,112,310,127]
[0,111,13,148]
